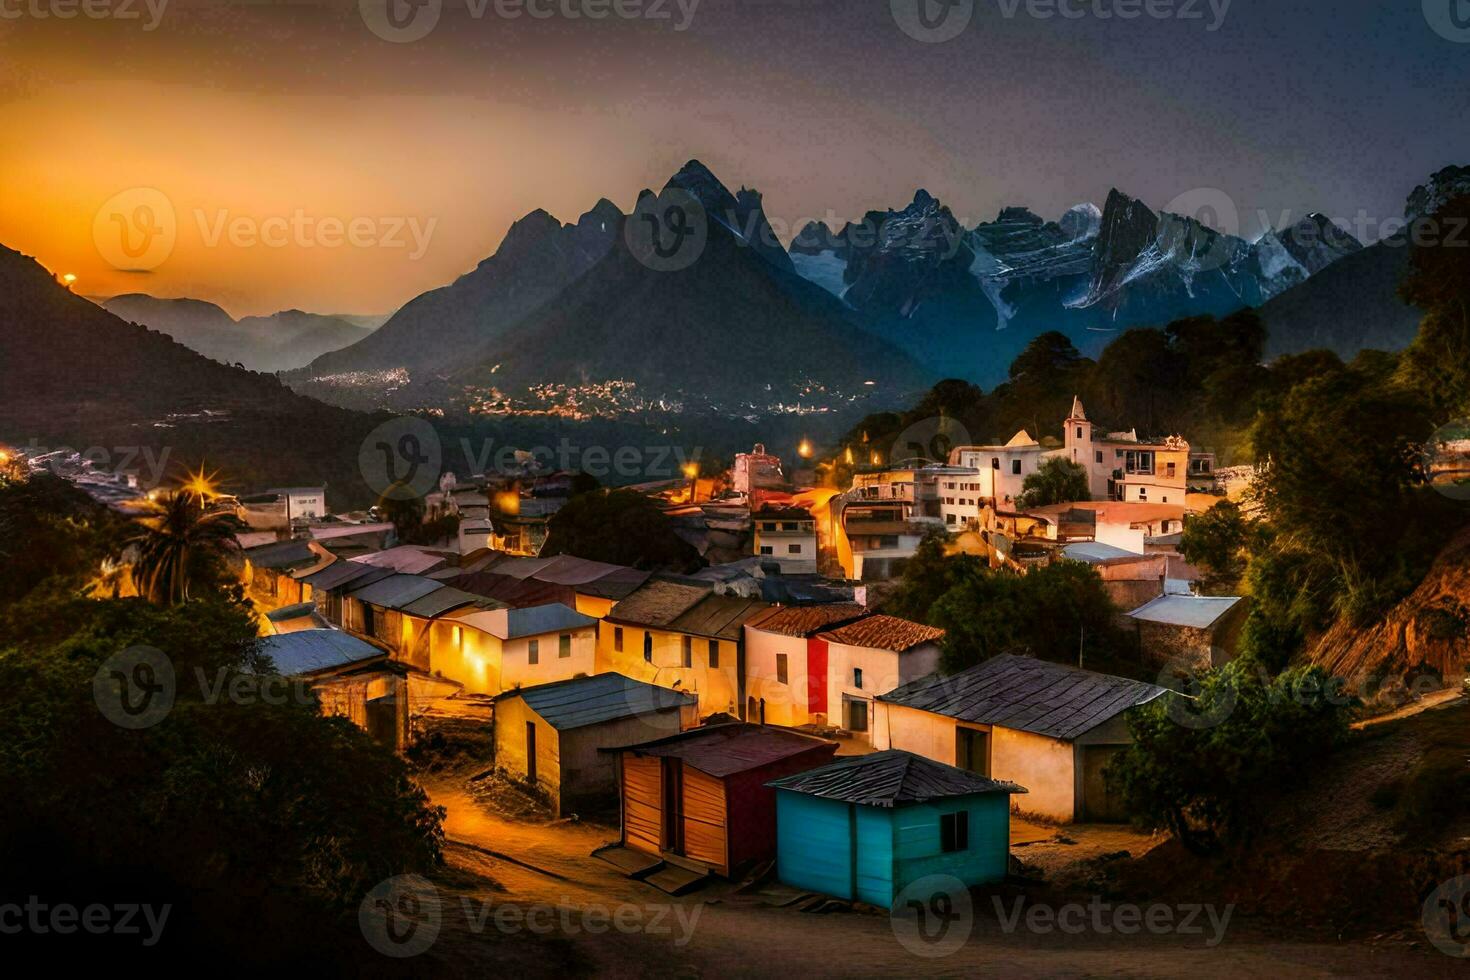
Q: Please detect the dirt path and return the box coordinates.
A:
[1352,688,1464,729]
[410,777,1463,978]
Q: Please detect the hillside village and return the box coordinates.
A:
[9,388,1441,915]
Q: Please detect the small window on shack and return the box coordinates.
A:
[940,811,969,853]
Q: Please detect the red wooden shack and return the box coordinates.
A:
[614,724,838,878]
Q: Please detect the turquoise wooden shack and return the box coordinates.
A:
[767,750,1025,909]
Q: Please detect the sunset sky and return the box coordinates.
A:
[2,0,1467,317]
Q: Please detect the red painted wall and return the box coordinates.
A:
[722,743,839,873]
[806,636,829,714]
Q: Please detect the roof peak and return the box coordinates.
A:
[1069,395,1087,421]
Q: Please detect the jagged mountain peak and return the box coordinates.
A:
[1059,203,1102,242]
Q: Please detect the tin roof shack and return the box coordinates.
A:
[494,673,697,818]
[257,630,408,750]
[439,603,600,695]
[875,655,1167,822]
[743,604,870,728]
[817,615,945,742]
[1125,594,1248,670]
[613,724,838,878]
[341,573,493,671]
[768,751,1024,908]
[241,538,333,614]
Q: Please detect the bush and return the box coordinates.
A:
[1106,660,1355,853]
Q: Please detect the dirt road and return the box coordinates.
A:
[408,778,1462,979]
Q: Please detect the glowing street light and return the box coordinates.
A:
[797,439,814,460]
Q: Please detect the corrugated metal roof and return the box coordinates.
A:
[348,574,443,611]
[452,603,597,640]
[617,724,836,778]
[244,538,319,570]
[300,560,393,593]
[819,615,945,652]
[879,654,1168,741]
[445,571,580,610]
[501,672,695,731]
[668,594,769,642]
[767,750,1025,807]
[399,586,489,619]
[746,604,870,638]
[1063,541,1142,564]
[1127,594,1242,629]
[257,630,385,677]
[351,546,450,575]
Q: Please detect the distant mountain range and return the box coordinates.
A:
[277,161,1465,412]
[287,161,933,416]
[98,294,386,374]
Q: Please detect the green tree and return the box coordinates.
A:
[1016,456,1091,509]
[882,528,980,623]
[1179,500,1255,593]
[127,490,244,605]
[1397,194,1470,418]
[543,489,702,571]
[1106,661,1355,853]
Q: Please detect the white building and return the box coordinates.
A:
[944,430,1045,525]
[752,506,818,574]
[1062,398,1210,504]
[817,615,944,742]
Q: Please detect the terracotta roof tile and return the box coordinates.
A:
[819,614,944,652]
[746,604,870,637]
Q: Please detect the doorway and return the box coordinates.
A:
[525,722,537,783]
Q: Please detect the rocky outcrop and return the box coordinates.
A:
[1308,528,1470,698]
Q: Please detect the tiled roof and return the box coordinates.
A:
[454,603,598,641]
[819,614,944,652]
[746,604,870,637]
[768,750,1025,807]
[879,654,1168,741]
[606,577,712,629]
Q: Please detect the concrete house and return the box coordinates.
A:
[493,673,698,817]
[742,603,870,728]
[1063,398,1208,504]
[437,602,600,694]
[257,629,407,750]
[769,750,1025,908]
[874,654,1168,822]
[945,430,1046,522]
[598,577,768,719]
[613,724,838,879]
[752,506,819,575]
[1125,594,1248,669]
[817,615,945,741]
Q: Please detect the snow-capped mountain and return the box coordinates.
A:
[788,186,1365,384]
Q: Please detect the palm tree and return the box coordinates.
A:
[127,490,244,605]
